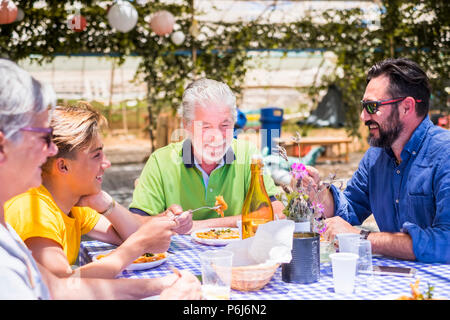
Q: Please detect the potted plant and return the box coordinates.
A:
[275,136,338,235]
[274,138,343,284]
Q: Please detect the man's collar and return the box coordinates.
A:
[402,115,433,155]
[384,116,432,161]
[181,139,235,168]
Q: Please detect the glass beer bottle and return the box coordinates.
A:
[241,154,274,239]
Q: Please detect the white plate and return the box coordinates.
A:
[93,250,168,271]
[191,227,241,246]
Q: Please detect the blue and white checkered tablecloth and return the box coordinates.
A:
[79,235,450,300]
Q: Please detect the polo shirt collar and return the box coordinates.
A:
[181,139,236,168]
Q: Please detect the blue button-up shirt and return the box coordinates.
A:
[330,116,450,263]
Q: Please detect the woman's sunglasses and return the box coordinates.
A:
[20,127,53,148]
[361,97,422,114]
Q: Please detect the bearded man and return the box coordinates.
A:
[302,58,450,263]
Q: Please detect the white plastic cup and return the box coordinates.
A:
[330,252,359,294]
[336,233,360,253]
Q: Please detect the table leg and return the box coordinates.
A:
[338,143,342,163]
[345,142,349,163]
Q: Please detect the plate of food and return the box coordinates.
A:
[191,227,241,246]
[93,250,169,271]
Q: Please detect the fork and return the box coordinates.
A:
[189,205,221,213]
[175,205,221,221]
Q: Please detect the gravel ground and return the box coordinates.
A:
[313,151,364,182]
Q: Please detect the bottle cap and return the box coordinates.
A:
[251,154,264,167]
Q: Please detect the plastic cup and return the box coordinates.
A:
[330,252,359,294]
[199,250,233,300]
[349,239,373,274]
[336,233,360,253]
[348,239,377,290]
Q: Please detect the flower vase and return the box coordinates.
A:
[286,196,313,232]
[281,232,320,284]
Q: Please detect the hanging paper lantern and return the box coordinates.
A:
[0,0,18,25]
[107,1,138,33]
[150,10,174,36]
[170,30,185,45]
[68,14,87,32]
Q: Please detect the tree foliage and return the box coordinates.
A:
[1,0,448,141]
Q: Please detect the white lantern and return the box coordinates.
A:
[170,30,185,45]
[107,1,138,33]
[150,10,174,36]
[0,0,18,25]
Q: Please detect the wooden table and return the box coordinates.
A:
[276,136,353,163]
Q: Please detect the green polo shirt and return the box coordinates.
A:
[129,139,280,220]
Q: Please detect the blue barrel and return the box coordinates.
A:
[260,107,284,154]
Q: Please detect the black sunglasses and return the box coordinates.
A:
[361,97,422,114]
[20,127,53,148]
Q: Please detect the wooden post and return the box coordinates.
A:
[108,58,116,124]
[156,112,181,149]
[146,81,156,152]
[121,67,128,134]
[189,0,197,77]
[156,113,168,149]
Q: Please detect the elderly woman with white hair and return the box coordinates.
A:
[0,59,202,300]
[130,78,285,231]
[0,58,58,299]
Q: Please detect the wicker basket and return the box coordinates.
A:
[231,263,280,291]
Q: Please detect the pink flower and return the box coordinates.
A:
[318,224,327,234]
[291,163,306,172]
[291,162,307,179]
[311,201,325,215]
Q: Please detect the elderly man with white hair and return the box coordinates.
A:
[130,78,285,231]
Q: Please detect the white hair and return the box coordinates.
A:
[179,78,237,124]
[0,59,56,141]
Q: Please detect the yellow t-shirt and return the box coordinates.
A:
[4,185,101,265]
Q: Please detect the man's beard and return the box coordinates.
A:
[366,106,403,148]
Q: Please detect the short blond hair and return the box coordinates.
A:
[42,102,107,171]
